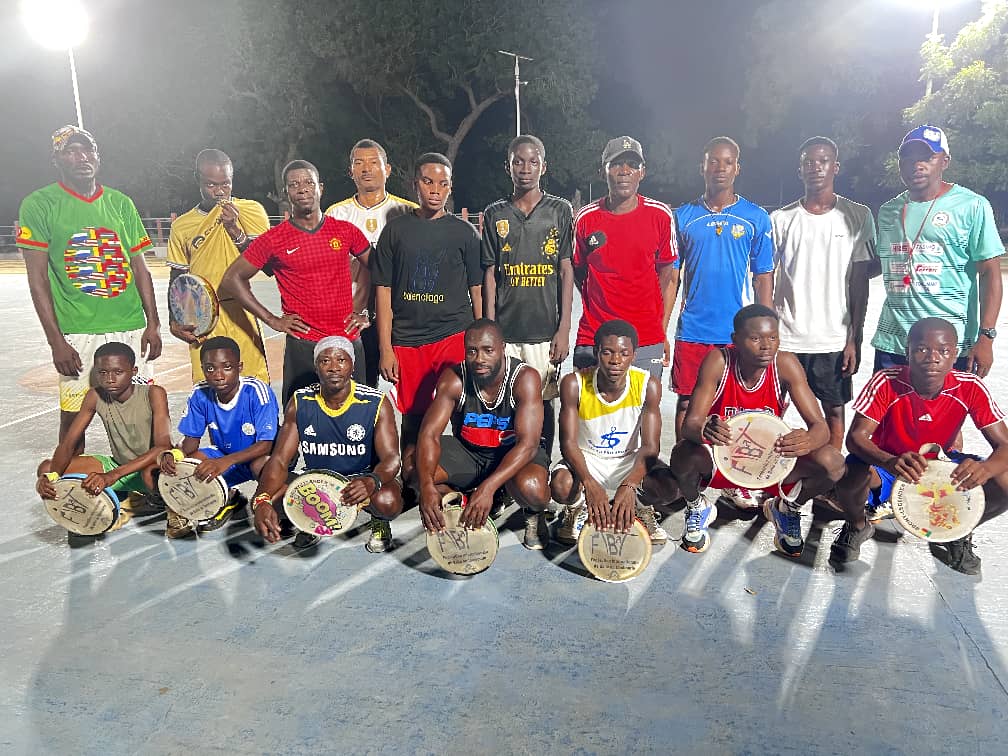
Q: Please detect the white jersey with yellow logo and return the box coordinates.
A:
[325,193,417,244]
[576,366,648,459]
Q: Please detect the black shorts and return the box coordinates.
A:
[438,435,549,491]
[794,351,851,407]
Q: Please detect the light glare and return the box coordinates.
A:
[21,0,89,50]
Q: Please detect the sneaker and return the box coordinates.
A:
[199,490,247,533]
[681,495,717,553]
[763,497,804,558]
[866,501,894,523]
[490,487,512,520]
[635,503,669,544]
[292,531,321,550]
[718,487,761,510]
[365,518,393,553]
[829,521,875,563]
[523,510,550,550]
[165,507,194,539]
[556,500,588,545]
[123,491,165,516]
[945,534,981,575]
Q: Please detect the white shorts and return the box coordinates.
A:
[552,453,637,496]
[505,341,559,400]
[60,329,153,412]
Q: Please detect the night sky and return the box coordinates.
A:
[0,0,984,223]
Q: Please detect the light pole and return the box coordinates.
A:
[497,50,532,137]
[21,0,89,129]
[924,3,941,97]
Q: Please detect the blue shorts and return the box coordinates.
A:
[847,450,982,505]
[200,447,256,488]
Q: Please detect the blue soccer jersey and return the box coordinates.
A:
[178,377,280,452]
[674,195,775,344]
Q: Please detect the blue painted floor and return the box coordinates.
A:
[1,266,1007,755]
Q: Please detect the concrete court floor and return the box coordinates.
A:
[1,262,1007,755]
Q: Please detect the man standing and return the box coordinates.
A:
[325,139,417,387]
[167,149,271,384]
[18,126,162,444]
[771,137,876,449]
[673,136,775,509]
[482,134,574,454]
[220,160,372,405]
[411,320,551,549]
[372,152,483,452]
[871,125,1003,377]
[572,136,678,381]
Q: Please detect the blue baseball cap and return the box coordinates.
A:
[899,125,950,156]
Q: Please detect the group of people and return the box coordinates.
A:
[18,122,1008,575]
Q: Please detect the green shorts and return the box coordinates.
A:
[88,454,150,495]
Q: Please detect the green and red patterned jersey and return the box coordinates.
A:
[17,182,153,334]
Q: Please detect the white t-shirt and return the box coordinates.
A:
[325,193,417,244]
[771,195,876,353]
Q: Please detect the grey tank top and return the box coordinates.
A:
[95,384,154,463]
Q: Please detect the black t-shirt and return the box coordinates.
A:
[481,193,573,343]
[373,212,482,346]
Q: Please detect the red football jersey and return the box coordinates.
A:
[573,195,677,348]
[243,216,369,342]
[853,367,1003,456]
[708,346,786,422]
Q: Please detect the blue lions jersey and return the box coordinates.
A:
[178,377,279,452]
[674,195,775,344]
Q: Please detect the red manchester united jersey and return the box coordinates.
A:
[243,216,369,342]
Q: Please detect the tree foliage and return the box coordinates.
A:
[906,0,1008,205]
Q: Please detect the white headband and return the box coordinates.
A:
[313,336,355,365]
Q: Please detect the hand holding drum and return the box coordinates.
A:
[426,492,499,575]
[891,444,985,542]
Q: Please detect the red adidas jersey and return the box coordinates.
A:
[709,346,786,422]
[573,195,677,348]
[853,367,1003,456]
[243,216,369,342]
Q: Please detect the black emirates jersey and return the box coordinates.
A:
[373,212,482,346]
[481,194,573,343]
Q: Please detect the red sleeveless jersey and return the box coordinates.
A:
[709,346,786,421]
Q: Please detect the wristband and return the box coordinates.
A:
[44,472,59,482]
[233,230,248,245]
[364,472,383,492]
[618,482,640,492]
[252,493,272,512]
[170,448,184,461]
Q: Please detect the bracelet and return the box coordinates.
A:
[233,230,248,246]
[44,472,59,482]
[161,448,185,464]
[364,472,382,492]
[618,482,640,491]
[252,493,272,512]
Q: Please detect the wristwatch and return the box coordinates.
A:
[979,327,997,340]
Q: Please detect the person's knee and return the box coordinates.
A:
[668,440,707,478]
[369,485,403,519]
[509,468,549,511]
[550,466,576,503]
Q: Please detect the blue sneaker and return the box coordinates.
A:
[763,497,804,558]
[681,495,717,553]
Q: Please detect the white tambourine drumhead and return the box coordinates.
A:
[283,469,361,537]
[713,411,797,488]
[426,492,499,575]
[45,474,121,535]
[157,458,228,521]
[891,459,985,543]
[577,519,652,583]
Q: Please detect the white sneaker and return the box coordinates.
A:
[635,503,669,544]
[556,499,588,544]
[717,487,762,510]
